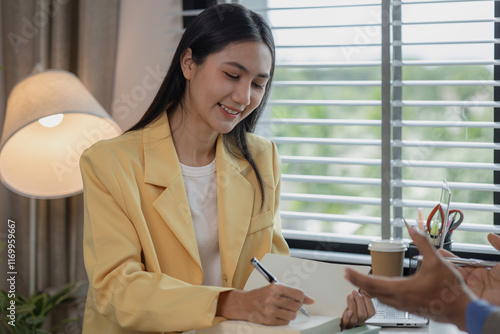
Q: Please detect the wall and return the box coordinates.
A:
[111,0,182,131]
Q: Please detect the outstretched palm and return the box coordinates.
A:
[458,264,500,306]
[442,234,500,306]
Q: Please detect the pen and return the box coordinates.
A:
[417,208,424,232]
[412,255,499,268]
[250,257,310,317]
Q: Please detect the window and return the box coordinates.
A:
[239,0,500,258]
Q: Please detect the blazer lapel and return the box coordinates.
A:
[143,115,201,268]
[141,115,256,285]
[216,136,254,287]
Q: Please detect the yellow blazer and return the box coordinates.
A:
[80,113,289,334]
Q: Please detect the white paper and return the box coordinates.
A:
[244,254,372,317]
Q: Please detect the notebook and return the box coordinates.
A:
[197,254,380,334]
[365,298,428,328]
[198,317,380,334]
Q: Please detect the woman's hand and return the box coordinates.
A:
[217,283,315,325]
[438,233,500,306]
[341,290,376,330]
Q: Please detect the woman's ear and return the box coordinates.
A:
[180,48,195,80]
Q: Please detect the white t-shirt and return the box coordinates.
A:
[180,158,222,286]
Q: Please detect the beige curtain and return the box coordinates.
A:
[0,0,119,331]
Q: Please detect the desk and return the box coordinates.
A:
[190,321,467,333]
[380,320,467,334]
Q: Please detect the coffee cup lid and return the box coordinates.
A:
[368,239,408,252]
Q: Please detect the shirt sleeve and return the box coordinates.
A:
[466,299,498,334]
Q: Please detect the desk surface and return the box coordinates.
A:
[189,320,466,333]
[380,320,467,334]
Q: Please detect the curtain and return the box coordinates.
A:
[0,0,119,331]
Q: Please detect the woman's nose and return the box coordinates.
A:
[232,82,251,107]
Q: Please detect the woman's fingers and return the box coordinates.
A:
[341,290,376,329]
[277,283,314,307]
[363,293,376,319]
[341,293,356,330]
[303,294,315,305]
[218,282,313,326]
[245,283,314,325]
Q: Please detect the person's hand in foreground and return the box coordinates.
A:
[345,226,478,332]
[438,233,500,307]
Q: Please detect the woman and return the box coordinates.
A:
[80,4,374,333]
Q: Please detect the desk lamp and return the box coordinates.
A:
[0,68,122,294]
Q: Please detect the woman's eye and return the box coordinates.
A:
[252,82,265,89]
[225,72,238,79]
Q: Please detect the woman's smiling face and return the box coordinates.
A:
[180,41,272,135]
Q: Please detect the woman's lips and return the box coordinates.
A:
[218,103,242,116]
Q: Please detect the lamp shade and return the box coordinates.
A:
[0,69,122,198]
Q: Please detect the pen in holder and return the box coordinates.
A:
[443,231,453,250]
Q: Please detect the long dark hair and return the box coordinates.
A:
[128,3,275,206]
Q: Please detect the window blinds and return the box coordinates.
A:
[391,0,500,245]
[241,0,500,248]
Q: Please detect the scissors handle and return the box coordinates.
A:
[448,209,464,223]
[447,209,464,233]
[426,204,445,236]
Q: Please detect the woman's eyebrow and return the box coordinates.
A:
[224,61,270,79]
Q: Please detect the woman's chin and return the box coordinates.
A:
[213,122,239,135]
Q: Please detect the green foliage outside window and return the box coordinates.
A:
[271,64,493,245]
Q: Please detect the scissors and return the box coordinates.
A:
[446,209,464,234]
[426,203,445,245]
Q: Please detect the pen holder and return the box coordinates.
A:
[407,239,452,275]
[407,242,420,275]
[443,231,453,247]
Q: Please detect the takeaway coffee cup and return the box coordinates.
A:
[369,239,407,277]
